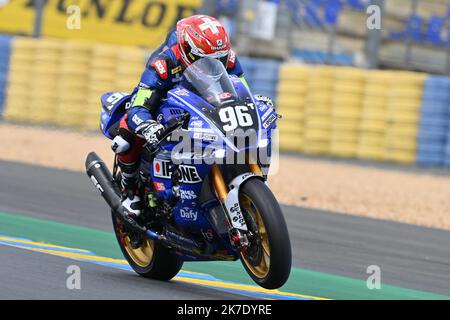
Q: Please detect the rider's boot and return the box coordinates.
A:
[118,160,143,219]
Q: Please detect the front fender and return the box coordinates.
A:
[224,173,265,231]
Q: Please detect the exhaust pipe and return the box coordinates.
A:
[85,152,122,213]
[85,152,147,234]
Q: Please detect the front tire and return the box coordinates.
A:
[111,211,183,281]
[238,178,292,289]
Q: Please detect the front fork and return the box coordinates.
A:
[210,164,262,250]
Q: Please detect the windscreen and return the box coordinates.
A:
[183,58,238,108]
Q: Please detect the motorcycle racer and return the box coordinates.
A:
[113,15,252,218]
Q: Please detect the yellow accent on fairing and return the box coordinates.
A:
[240,76,250,90]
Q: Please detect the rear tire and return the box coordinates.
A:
[238,178,292,289]
[111,211,183,281]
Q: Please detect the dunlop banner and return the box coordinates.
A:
[0,0,203,47]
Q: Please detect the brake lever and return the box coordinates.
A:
[181,112,191,130]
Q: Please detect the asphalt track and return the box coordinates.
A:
[0,160,449,299]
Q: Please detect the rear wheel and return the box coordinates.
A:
[238,178,292,289]
[112,211,183,281]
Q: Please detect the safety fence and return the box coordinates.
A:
[1,36,450,168]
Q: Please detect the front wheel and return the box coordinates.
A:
[238,178,292,289]
[111,211,183,281]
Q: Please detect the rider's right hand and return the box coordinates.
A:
[137,120,165,146]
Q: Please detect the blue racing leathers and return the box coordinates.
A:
[125,29,246,136]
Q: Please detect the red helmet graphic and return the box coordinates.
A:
[176,15,230,68]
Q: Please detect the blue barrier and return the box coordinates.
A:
[418,128,448,142]
[425,76,450,88]
[417,153,445,166]
[0,34,12,118]
[420,99,449,111]
[445,124,450,167]
[291,49,354,66]
[239,56,280,100]
[417,75,450,166]
[239,57,256,75]
[421,90,450,101]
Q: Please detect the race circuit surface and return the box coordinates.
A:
[0,244,249,300]
[0,160,450,298]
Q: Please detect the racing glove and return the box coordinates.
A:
[136,120,165,146]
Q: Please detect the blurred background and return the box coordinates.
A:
[0,0,450,167]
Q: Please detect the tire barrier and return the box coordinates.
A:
[277,64,309,152]
[4,37,146,130]
[303,66,334,155]
[384,72,425,164]
[330,68,365,158]
[358,71,392,161]
[277,65,426,165]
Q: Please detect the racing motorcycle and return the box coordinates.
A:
[85,58,291,289]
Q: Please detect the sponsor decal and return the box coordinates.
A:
[153,159,202,184]
[171,66,183,74]
[105,92,126,109]
[138,82,150,89]
[153,181,166,192]
[227,50,236,68]
[179,189,197,200]
[175,89,189,97]
[211,44,226,50]
[0,1,202,47]
[151,59,168,80]
[230,202,246,227]
[178,165,202,183]
[190,127,215,133]
[261,107,273,121]
[263,113,277,129]
[190,120,203,127]
[153,159,171,178]
[132,114,144,126]
[258,101,268,112]
[90,176,104,193]
[180,208,198,221]
[193,132,218,142]
[219,92,232,100]
[228,50,236,63]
